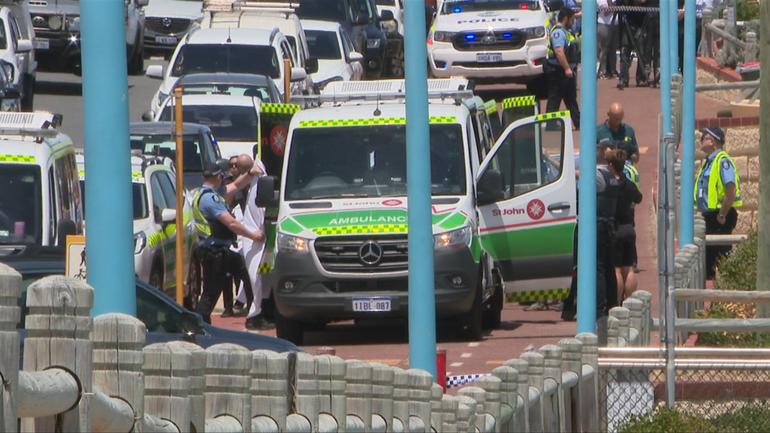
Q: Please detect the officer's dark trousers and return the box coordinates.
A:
[227,250,253,308]
[197,246,229,324]
[703,208,738,279]
[545,65,580,129]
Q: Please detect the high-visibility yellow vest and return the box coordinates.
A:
[546,23,578,62]
[191,187,211,237]
[694,150,743,210]
[623,162,640,189]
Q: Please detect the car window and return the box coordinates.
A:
[306,30,342,60]
[341,28,356,57]
[131,132,208,173]
[0,164,42,245]
[8,14,19,50]
[150,173,167,213]
[156,171,177,210]
[137,285,183,333]
[0,18,7,50]
[171,44,281,78]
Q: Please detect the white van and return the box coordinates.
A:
[0,111,82,255]
[255,79,578,344]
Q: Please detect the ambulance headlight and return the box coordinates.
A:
[134,232,147,254]
[277,233,309,254]
[434,226,472,250]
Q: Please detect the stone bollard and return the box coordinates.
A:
[429,383,444,432]
[315,354,347,433]
[458,386,492,433]
[439,395,459,432]
[250,350,290,432]
[391,367,409,432]
[406,369,432,432]
[345,360,373,432]
[623,298,644,344]
[476,376,502,432]
[576,333,599,433]
[92,313,146,432]
[204,344,253,433]
[743,31,757,63]
[702,7,714,57]
[609,307,631,346]
[143,342,192,432]
[491,366,518,432]
[559,338,583,433]
[294,352,321,431]
[632,291,653,344]
[370,363,395,432]
[520,352,545,433]
[168,341,207,433]
[503,358,530,433]
[455,395,477,433]
[0,264,21,433]
[607,316,621,347]
[23,276,93,432]
[540,344,563,433]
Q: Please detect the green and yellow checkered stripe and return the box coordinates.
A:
[314,224,408,236]
[484,100,498,115]
[508,288,569,303]
[502,95,535,109]
[535,111,570,121]
[262,103,301,114]
[0,154,35,163]
[298,116,456,128]
[258,262,273,274]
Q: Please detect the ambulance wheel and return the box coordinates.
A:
[461,270,484,341]
[276,312,304,345]
[483,270,504,330]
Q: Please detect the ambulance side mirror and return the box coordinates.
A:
[476,169,504,206]
[255,176,279,208]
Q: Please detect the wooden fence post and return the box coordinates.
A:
[167,341,206,433]
[23,276,93,432]
[204,343,252,433]
[92,313,146,432]
[0,264,21,433]
[143,342,192,432]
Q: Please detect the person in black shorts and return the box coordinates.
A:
[609,149,642,303]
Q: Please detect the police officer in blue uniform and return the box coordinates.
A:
[196,159,265,323]
[694,127,742,278]
[545,7,581,129]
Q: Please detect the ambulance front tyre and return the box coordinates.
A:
[461,268,485,341]
[482,269,504,330]
[276,310,305,345]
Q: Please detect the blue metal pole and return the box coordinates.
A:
[577,0,598,334]
[80,0,136,316]
[404,0,436,377]
[660,0,672,136]
[680,0,696,245]
[670,0,680,73]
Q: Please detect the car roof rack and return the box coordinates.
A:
[0,111,63,140]
[203,0,299,13]
[296,78,474,105]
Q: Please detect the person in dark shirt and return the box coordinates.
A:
[609,150,643,303]
[596,102,640,163]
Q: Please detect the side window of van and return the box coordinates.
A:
[157,171,177,210]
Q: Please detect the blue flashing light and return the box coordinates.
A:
[502,32,513,39]
[453,6,462,13]
[464,33,476,41]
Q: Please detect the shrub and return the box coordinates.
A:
[619,403,770,433]
[715,230,757,292]
[694,304,770,347]
[736,0,760,21]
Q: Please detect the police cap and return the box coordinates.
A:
[700,127,725,145]
[203,159,230,178]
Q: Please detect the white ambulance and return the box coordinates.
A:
[255,79,577,344]
[0,111,82,255]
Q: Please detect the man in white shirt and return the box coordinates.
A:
[597,0,618,79]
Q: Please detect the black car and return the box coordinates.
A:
[2,247,299,352]
[298,0,392,78]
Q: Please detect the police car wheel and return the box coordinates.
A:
[276,312,304,345]
[149,265,163,289]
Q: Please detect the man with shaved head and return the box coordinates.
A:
[597,102,639,164]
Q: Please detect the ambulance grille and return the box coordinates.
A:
[314,235,409,273]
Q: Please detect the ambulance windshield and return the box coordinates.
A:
[0,165,42,244]
[285,124,466,200]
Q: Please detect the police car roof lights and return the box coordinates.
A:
[298,78,474,105]
[0,111,63,140]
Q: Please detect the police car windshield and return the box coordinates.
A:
[130,132,212,173]
[306,30,341,60]
[441,0,539,13]
[171,44,280,79]
[285,124,466,200]
[0,165,42,245]
[298,0,349,22]
[159,106,258,143]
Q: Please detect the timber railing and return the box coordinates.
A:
[0,264,655,433]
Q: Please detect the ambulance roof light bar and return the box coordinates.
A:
[0,111,62,139]
[316,78,473,103]
[202,0,299,12]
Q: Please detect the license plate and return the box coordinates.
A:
[155,36,178,45]
[34,39,49,50]
[476,52,503,63]
[352,297,391,312]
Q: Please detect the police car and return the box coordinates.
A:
[77,153,199,304]
[0,111,82,255]
[254,79,577,344]
[428,0,548,81]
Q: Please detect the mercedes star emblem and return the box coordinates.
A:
[359,241,383,266]
[162,17,172,28]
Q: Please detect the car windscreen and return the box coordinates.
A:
[298,0,347,22]
[159,105,258,143]
[0,164,41,244]
[306,30,341,60]
[182,84,273,102]
[441,0,540,13]
[285,124,466,200]
[130,132,213,173]
[376,0,396,5]
[171,44,280,78]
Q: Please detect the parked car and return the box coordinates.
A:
[0,58,20,111]
[30,0,147,75]
[375,0,403,36]
[144,0,203,57]
[301,19,364,90]
[2,248,300,352]
[0,6,33,109]
[0,0,36,109]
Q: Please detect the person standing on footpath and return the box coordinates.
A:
[545,7,580,130]
[597,0,617,79]
[610,150,642,303]
[597,102,639,163]
[694,127,742,279]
